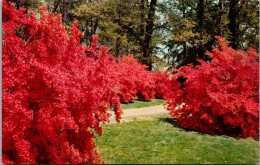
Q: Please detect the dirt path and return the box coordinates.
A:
[109,104,169,122]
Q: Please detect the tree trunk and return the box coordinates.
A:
[181,0,187,61]
[217,0,224,36]
[115,37,121,57]
[53,0,61,13]
[85,19,90,45]
[91,17,99,35]
[228,0,239,49]
[143,0,157,71]
[197,0,205,60]
[140,0,145,37]
[89,16,99,44]
[62,0,70,24]
[183,42,187,60]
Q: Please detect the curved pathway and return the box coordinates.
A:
[109,104,169,122]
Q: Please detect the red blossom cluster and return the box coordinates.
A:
[2,2,123,163]
[166,36,259,138]
[153,71,172,99]
[115,55,156,103]
[2,2,171,164]
[114,55,172,103]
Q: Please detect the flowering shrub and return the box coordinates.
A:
[2,1,122,163]
[166,36,259,138]
[153,71,171,99]
[116,55,155,102]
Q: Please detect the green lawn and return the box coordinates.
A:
[96,115,259,164]
[120,99,165,110]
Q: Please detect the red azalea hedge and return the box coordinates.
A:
[2,2,123,163]
[2,2,171,164]
[116,55,156,102]
[165,36,259,138]
[153,71,171,99]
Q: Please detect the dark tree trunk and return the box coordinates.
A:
[91,17,99,35]
[217,0,224,37]
[143,0,157,71]
[181,0,187,61]
[85,19,90,45]
[89,15,99,44]
[53,0,61,13]
[197,0,205,60]
[62,0,70,24]
[140,0,145,37]
[115,37,121,57]
[228,0,239,49]
[183,42,187,60]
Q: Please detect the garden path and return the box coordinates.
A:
[108,104,168,123]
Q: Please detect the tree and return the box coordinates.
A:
[72,0,159,70]
[143,0,157,70]
[161,0,258,69]
[8,0,258,69]
[6,0,43,13]
[197,0,205,60]
[62,0,70,24]
[72,0,130,51]
[232,0,259,50]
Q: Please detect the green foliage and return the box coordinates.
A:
[71,0,143,56]
[96,115,259,164]
[236,0,259,50]
[9,0,259,69]
[160,0,259,68]
[7,0,43,13]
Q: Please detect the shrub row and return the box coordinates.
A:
[2,2,170,164]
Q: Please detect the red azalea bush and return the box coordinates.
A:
[2,1,123,164]
[153,71,171,99]
[116,55,155,102]
[166,36,259,138]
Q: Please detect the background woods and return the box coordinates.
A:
[6,0,259,70]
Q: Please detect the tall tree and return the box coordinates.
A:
[197,0,205,60]
[52,0,61,13]
[13,0,257,69]
[160,0,258,68]
[62,0,70,24]
[217,0,224,37]
[228,0,259,50]
[143,0,157,70]
[140,0,145,37]
[72,0,159,70]
[228,0,240,49]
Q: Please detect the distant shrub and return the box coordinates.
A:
[153,71,171,99]
[116,55,155,102]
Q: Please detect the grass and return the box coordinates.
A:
[96,115,259,164]
[120,99,165,110]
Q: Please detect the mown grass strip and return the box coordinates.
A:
[96,115,259,164]
[120,99,165,110]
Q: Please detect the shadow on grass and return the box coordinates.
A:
[159,117,259,141]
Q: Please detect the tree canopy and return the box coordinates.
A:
[7,0,259,70]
